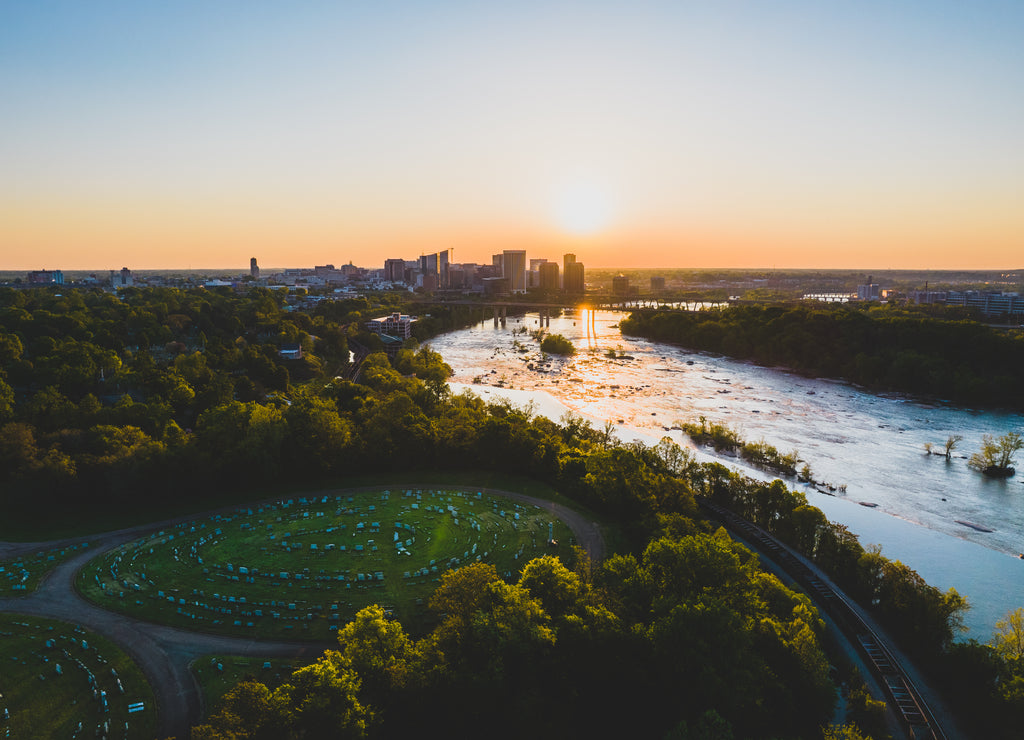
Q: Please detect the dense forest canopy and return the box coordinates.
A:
[1,287,1021,737]
[620,303,1024,409]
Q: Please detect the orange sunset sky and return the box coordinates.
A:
[2,2,1023,271]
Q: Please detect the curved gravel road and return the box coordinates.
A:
[0,486,605,738]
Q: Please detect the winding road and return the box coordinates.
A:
[0,486,605,739]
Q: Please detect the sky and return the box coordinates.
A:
[2,1,1023,271]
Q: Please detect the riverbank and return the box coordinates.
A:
[451,381,1024,641]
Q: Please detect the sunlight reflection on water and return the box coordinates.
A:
[431,310,1024,638]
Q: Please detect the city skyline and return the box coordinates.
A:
[2,2,1023,270]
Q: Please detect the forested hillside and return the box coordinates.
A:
[1,287,1020,737]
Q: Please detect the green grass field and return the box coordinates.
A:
[0,614,158,739]
[78,486,576,640]
[0,542,91,595]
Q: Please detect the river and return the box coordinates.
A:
[427,308,1024,639]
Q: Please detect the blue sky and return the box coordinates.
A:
[2,1,1022,269]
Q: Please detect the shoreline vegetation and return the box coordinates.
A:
[679,417,848,494]
[680,416,802,478]
[0,286,1021,737]
[619,303,1024,411]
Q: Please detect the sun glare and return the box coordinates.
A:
[551,181,614,236]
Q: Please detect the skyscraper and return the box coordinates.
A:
[502,250,527,292]
[384,258,406,283]
[539,262,560,292]
[250,257,259,279]
[419,249,452,289]
[563,254,584,293]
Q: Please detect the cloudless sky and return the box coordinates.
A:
[2,1,1022,270]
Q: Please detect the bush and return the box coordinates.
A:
[540,334,576,355]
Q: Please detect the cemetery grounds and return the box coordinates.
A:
[0,542,91,596]
[0,614,158,739]
[77,487,576,640]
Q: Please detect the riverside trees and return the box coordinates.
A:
[194,545,836,740]
[620,303,1024,409]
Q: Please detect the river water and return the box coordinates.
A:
[428,308,1024,639]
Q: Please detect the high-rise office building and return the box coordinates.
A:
[502,250,527,292]
[539,262,560,291]
[419,250,451,289]
[384,259,406,283]
[250,257,259,279]
[563,254,585,293]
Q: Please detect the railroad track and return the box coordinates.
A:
[699,498,947,740]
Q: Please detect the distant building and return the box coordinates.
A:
[527,258,549,289]
[650,276,666,293]
[111,267,133,288]
[383,258,406,283]
[539,262,560,292]
[365,312,413,339]
[419,250,451,289]
[420,272,438,292]
[26,269,63,285]
[250,257,260,279]
[563,255,585,293]
[279,343,303,360]
[912,290,1024,317]
[857,275,881,301]
[482,276,510,296]
[612,274,630,296]
[448,266,466,289]
[502,250,527,292]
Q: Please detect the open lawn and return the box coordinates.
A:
[0,542,91,595]
[0,614,158,739]
[78,487,576,640]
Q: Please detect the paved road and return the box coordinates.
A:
[0,485,606,738]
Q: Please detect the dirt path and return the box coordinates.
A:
[0,485,606,738]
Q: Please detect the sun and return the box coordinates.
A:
[551,181,614,236]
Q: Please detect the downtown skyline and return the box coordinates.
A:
[2,1,1023,271]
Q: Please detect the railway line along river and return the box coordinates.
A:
[427,308,1024,639]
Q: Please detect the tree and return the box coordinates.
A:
[992,607,1024,662]
[336,605,414,702]
[822,723,872,740]
[428,562,501,622]
[969,432,1023,477]
[273,660,371,739]
[518,555,586,619]
[943,434,963,459]
[284,395,352,472]
[191,679,275,740]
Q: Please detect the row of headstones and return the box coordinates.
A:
[0,540,88,589]
[31,630,135,738]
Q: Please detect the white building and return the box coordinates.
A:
[365,312,413,339]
